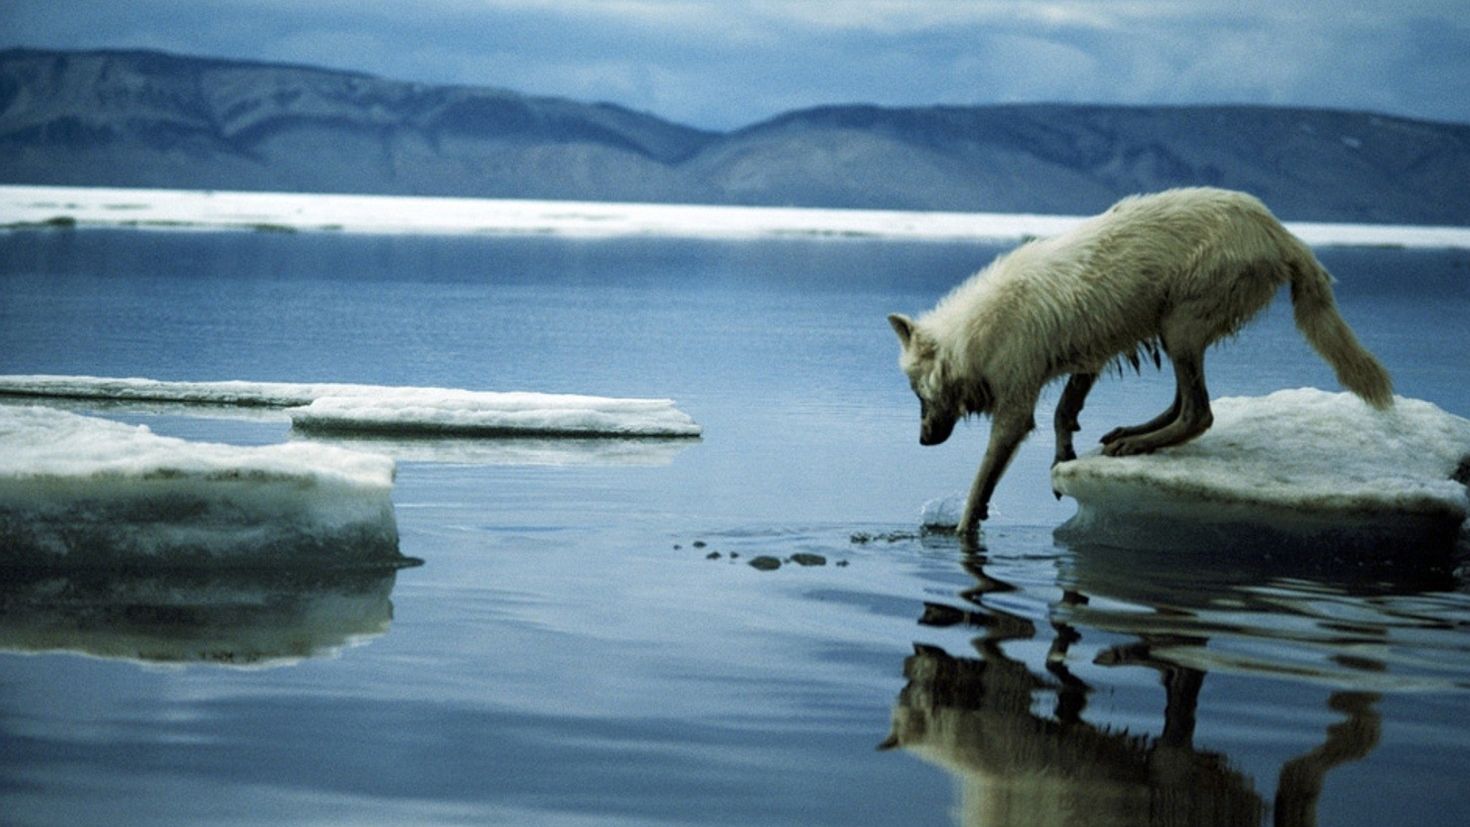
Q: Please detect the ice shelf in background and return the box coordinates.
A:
[0,375,702,438]
[5,184,1470,248]
[1051,388,1470,551]
[0,405,406,568]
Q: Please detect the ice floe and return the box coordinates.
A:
[0,374,361,407]
[0,405,407,568]
[287,389,702,438]
[0,374,702,438]
[1051,389,1470,551]
[6,184,1470,248]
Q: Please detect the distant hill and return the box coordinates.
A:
[4,48,1469,224]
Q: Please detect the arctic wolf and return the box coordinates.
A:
[888,187,1392,537]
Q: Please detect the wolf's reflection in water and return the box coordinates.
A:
[881,542,1396,827]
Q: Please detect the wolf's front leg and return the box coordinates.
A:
[1052,372,1096,466]
[959,408,1036,537]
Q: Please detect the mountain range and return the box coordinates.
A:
[4,47,1469,224]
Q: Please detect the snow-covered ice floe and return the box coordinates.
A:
[0,568,400,667]
[287,389,702,438]
[1051,389,1470,552]
[0,406,409,568]
[0,374,702,439]
[0,374,362,407]
[6,184,1470,248]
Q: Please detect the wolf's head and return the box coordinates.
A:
[888,313,961,446]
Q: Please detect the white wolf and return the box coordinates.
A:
[888,187,1393,537]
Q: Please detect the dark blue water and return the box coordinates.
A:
[2,229,1469,825]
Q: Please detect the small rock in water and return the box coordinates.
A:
[850,530,920,544]
[705,551,722,560]
[692,540,707,549]
[789,553,827,567]
[748,556,782,571]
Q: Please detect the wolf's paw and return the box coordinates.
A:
[1102,437,1154,457]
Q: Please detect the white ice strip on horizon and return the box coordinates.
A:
[0,406,405,568]
[287,390,702,437]
[1050,388,1470,550]
[5,184,1470,248]
[0,375,702,438]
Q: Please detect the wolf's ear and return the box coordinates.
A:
[887,313,916,348]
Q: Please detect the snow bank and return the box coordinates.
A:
[1051,389,1470,551]
[6,184,1470,248]
[0,568,398,667]
[0,406,406,568]
[0,375,702,438]
[288,389,703,438]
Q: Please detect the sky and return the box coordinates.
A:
[3,1,1468,130]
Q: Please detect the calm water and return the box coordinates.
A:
[2,229,1469,825]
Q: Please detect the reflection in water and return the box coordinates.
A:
[882,541,1409,826]
[1060,540,1469,691]
[0,567,407,667]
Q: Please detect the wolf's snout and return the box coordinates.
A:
[920,419,955,446]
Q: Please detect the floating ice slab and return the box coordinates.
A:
[0,406,406,568]
[0,374,702,438]
[1052,389,1470,551]
[288,389,703,438]
[0,374,371,407]
[5,184,1470,248]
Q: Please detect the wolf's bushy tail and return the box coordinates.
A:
[1288,255,1393,409]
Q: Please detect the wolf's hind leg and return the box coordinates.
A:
[1100,388,1180,447]
[1053,372,1096,466]
[1103,346,1213,456]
